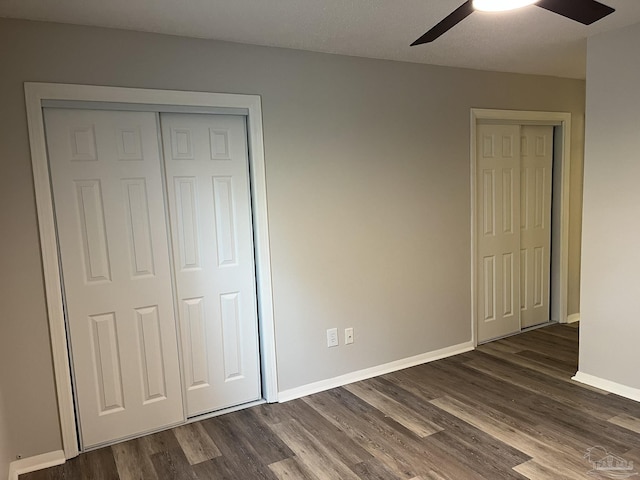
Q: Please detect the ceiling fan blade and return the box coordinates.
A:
[411,1,474,46]
[535,0,615,25]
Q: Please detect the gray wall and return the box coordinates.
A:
[580,22,640,390]
[0,17,585,471]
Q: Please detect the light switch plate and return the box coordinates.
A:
[327,328,338,347]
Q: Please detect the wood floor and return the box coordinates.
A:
[23,323,640,479]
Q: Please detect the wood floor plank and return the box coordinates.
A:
[112,438,159,480]
[478,342,571,378]
[416,474,446,480]
[19,449,114,480]
[478,338,524,354]
[149,449,197,480]
[351,457,407,479]
[139,429,181,456]
[512,459,588,480]
[533,323,580,340]
[256,399,373,466]
[270,419,361,480]
[255,402,294,426]
[615,447,640,468]
[379,364,450,401]
[27,448,120,480]
[192,454,258,480]
[203,408,293,468]
[496,334,577,364]
[608,413,640,434]
[521,328,580,355]
[81,448,120,480]
[268,457,320,480]
[172,422,221,465]
[421,431,529,480]
[344,381,443,438]
[514,349,578,373]
[18,464,74,480]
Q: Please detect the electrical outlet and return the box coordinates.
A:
[345,327,354,344]
[327,328,339,347]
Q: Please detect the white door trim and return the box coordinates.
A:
[470,108,572,346]
[24,82,279,459]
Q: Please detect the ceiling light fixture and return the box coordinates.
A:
[472,0,540,12]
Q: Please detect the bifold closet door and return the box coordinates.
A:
[161,113,261,417]
[44,109,183,448]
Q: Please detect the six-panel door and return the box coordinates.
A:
[520,126,553,328]
[477,124,522,342]
[45,109,184,447]
[161,113,262,417]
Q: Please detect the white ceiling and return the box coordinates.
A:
[2,0,640,79]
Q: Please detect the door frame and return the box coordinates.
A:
[470,108,572,346]
[24,82,279,459]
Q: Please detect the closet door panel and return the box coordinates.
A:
[162,113,261,416]
[520,126,553,328]
[45,109,183,448]
[477,124,522,343]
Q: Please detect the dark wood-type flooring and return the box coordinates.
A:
[23,323,640,479]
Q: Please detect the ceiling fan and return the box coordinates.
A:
[411,0,615,45]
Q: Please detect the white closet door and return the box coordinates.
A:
[44,109,183,448]
[520,126,553,328]
[477,124,522,343]
[161,113,261,417]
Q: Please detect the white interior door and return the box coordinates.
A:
[44,109,183,448]
[477,124,521,343]
[520,126,553,328]
[161,113,261,417]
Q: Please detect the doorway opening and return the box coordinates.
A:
[25,83,278,459]
[470,109,572,346]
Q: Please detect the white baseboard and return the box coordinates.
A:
[572,371,640,402]
[8,450,65,480]
[567,313,580,324]
[278,341,474,403]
